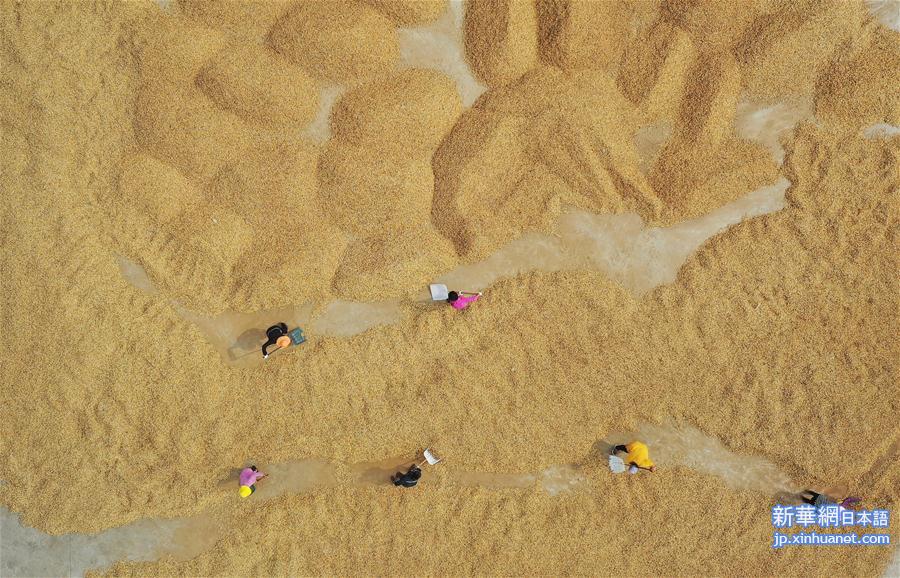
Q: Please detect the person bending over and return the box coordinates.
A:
[799,489,860,508]
[612,441,656,473]
[447,291,482,310]
[238,465,268,498]
[391,464,422,488]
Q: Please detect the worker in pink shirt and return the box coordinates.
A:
[447,290,482,310]
[238,465,267,498]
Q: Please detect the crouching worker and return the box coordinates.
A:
[390,448,441,488]
[799,489,861,508]
[391,464,422,488]
[261,323,289,359]
[238,465,267,498]
[612,441,656,473]
[447,290,482,310]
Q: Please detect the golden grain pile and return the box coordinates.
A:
[1,0,898,576]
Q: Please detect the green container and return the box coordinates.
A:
[289,327,305,346]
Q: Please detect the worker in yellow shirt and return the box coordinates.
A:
[612,441,656,473]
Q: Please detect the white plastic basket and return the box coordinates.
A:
[429,284,449,301]
[608,455,626,474]
[423,448,442,465]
